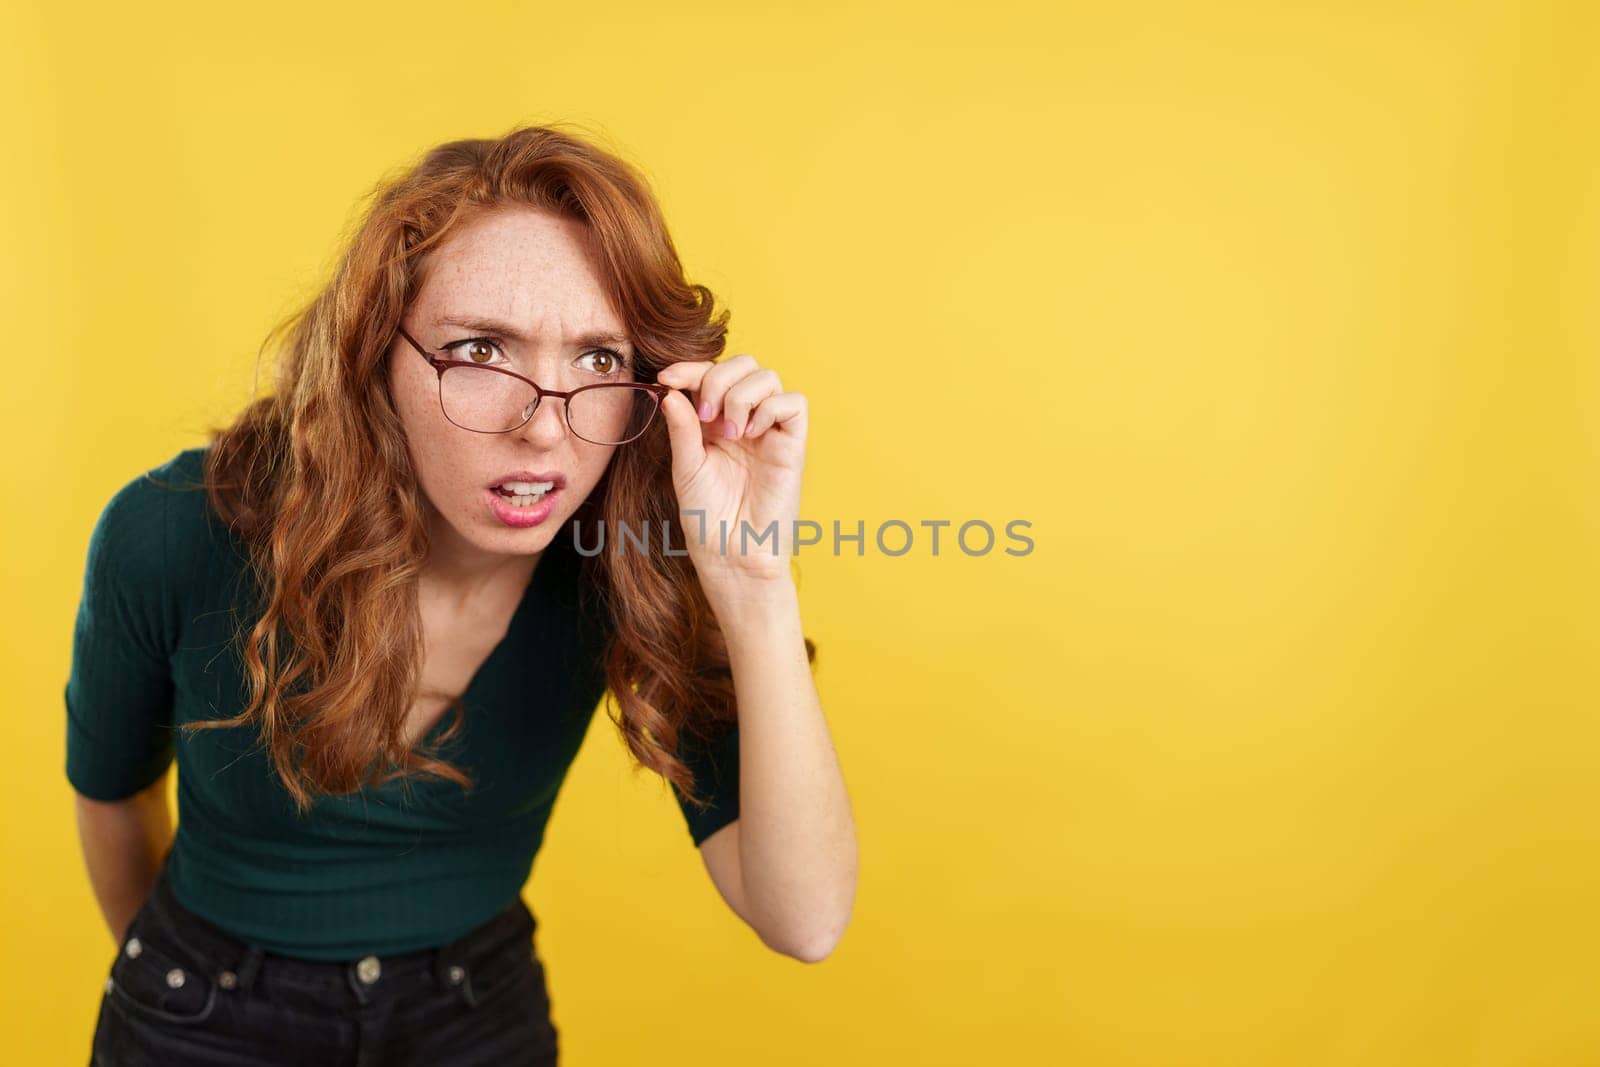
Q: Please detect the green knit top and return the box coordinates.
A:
[64,446,739,960]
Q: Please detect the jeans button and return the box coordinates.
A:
[166,968,186,989]
[125,937,143,959]
[446,965,465,986]
[219,970,238,990]
[356,956,382,985]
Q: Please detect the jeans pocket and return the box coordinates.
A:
[106,920,218,1026]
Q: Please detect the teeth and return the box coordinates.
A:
[500,480,554,494]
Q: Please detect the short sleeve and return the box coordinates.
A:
[671,721,742,847]
[64,470,178,801]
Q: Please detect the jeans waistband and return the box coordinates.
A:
[141,853,536,1009]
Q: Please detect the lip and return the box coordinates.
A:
[486,470,567,490]
[485,484,560,528]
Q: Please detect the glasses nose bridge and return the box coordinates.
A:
[517,382,575,435]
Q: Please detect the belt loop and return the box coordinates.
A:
[227,945,265,994]
[345,961,372,1006]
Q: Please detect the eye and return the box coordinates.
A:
[577,348,630,376]
[441,337,506,365]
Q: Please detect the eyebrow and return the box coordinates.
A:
[435,315,635,353]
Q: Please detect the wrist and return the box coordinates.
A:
[701,569,800,626]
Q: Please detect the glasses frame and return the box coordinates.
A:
[396,324,670,445]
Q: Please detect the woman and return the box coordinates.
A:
[66,124,857,1066]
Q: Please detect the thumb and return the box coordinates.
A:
[659,388,706,482]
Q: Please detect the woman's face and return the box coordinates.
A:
[388,205,636,568]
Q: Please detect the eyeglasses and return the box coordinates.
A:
[396,325,670,445]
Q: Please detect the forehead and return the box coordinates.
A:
[415,206,626,334]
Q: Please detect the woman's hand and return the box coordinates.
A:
[656,354,807,593]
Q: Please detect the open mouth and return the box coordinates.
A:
[491,480,556,507]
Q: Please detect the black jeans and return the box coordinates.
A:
[89,854,560,1066]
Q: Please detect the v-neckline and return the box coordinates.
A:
[414,540,565,749]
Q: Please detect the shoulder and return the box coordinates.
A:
[85,446,223,591]
[98,446,209,514]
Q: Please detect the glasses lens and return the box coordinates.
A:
[440,366,538,432]
[568,385,661,444]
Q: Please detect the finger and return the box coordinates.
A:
[720,369,783,438]
[658,386,706,480]
[691,354,759,424]
[656,360,714,394]
[743,391,806,439]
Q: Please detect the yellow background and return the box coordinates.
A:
[4,1,1596,1063]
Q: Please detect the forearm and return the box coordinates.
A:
[710,577,857,961]
[74,773,174,945]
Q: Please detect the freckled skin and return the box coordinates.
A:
[387,206,628,593]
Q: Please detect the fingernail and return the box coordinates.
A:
[699,400,713,421]
[723,419,738,439]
